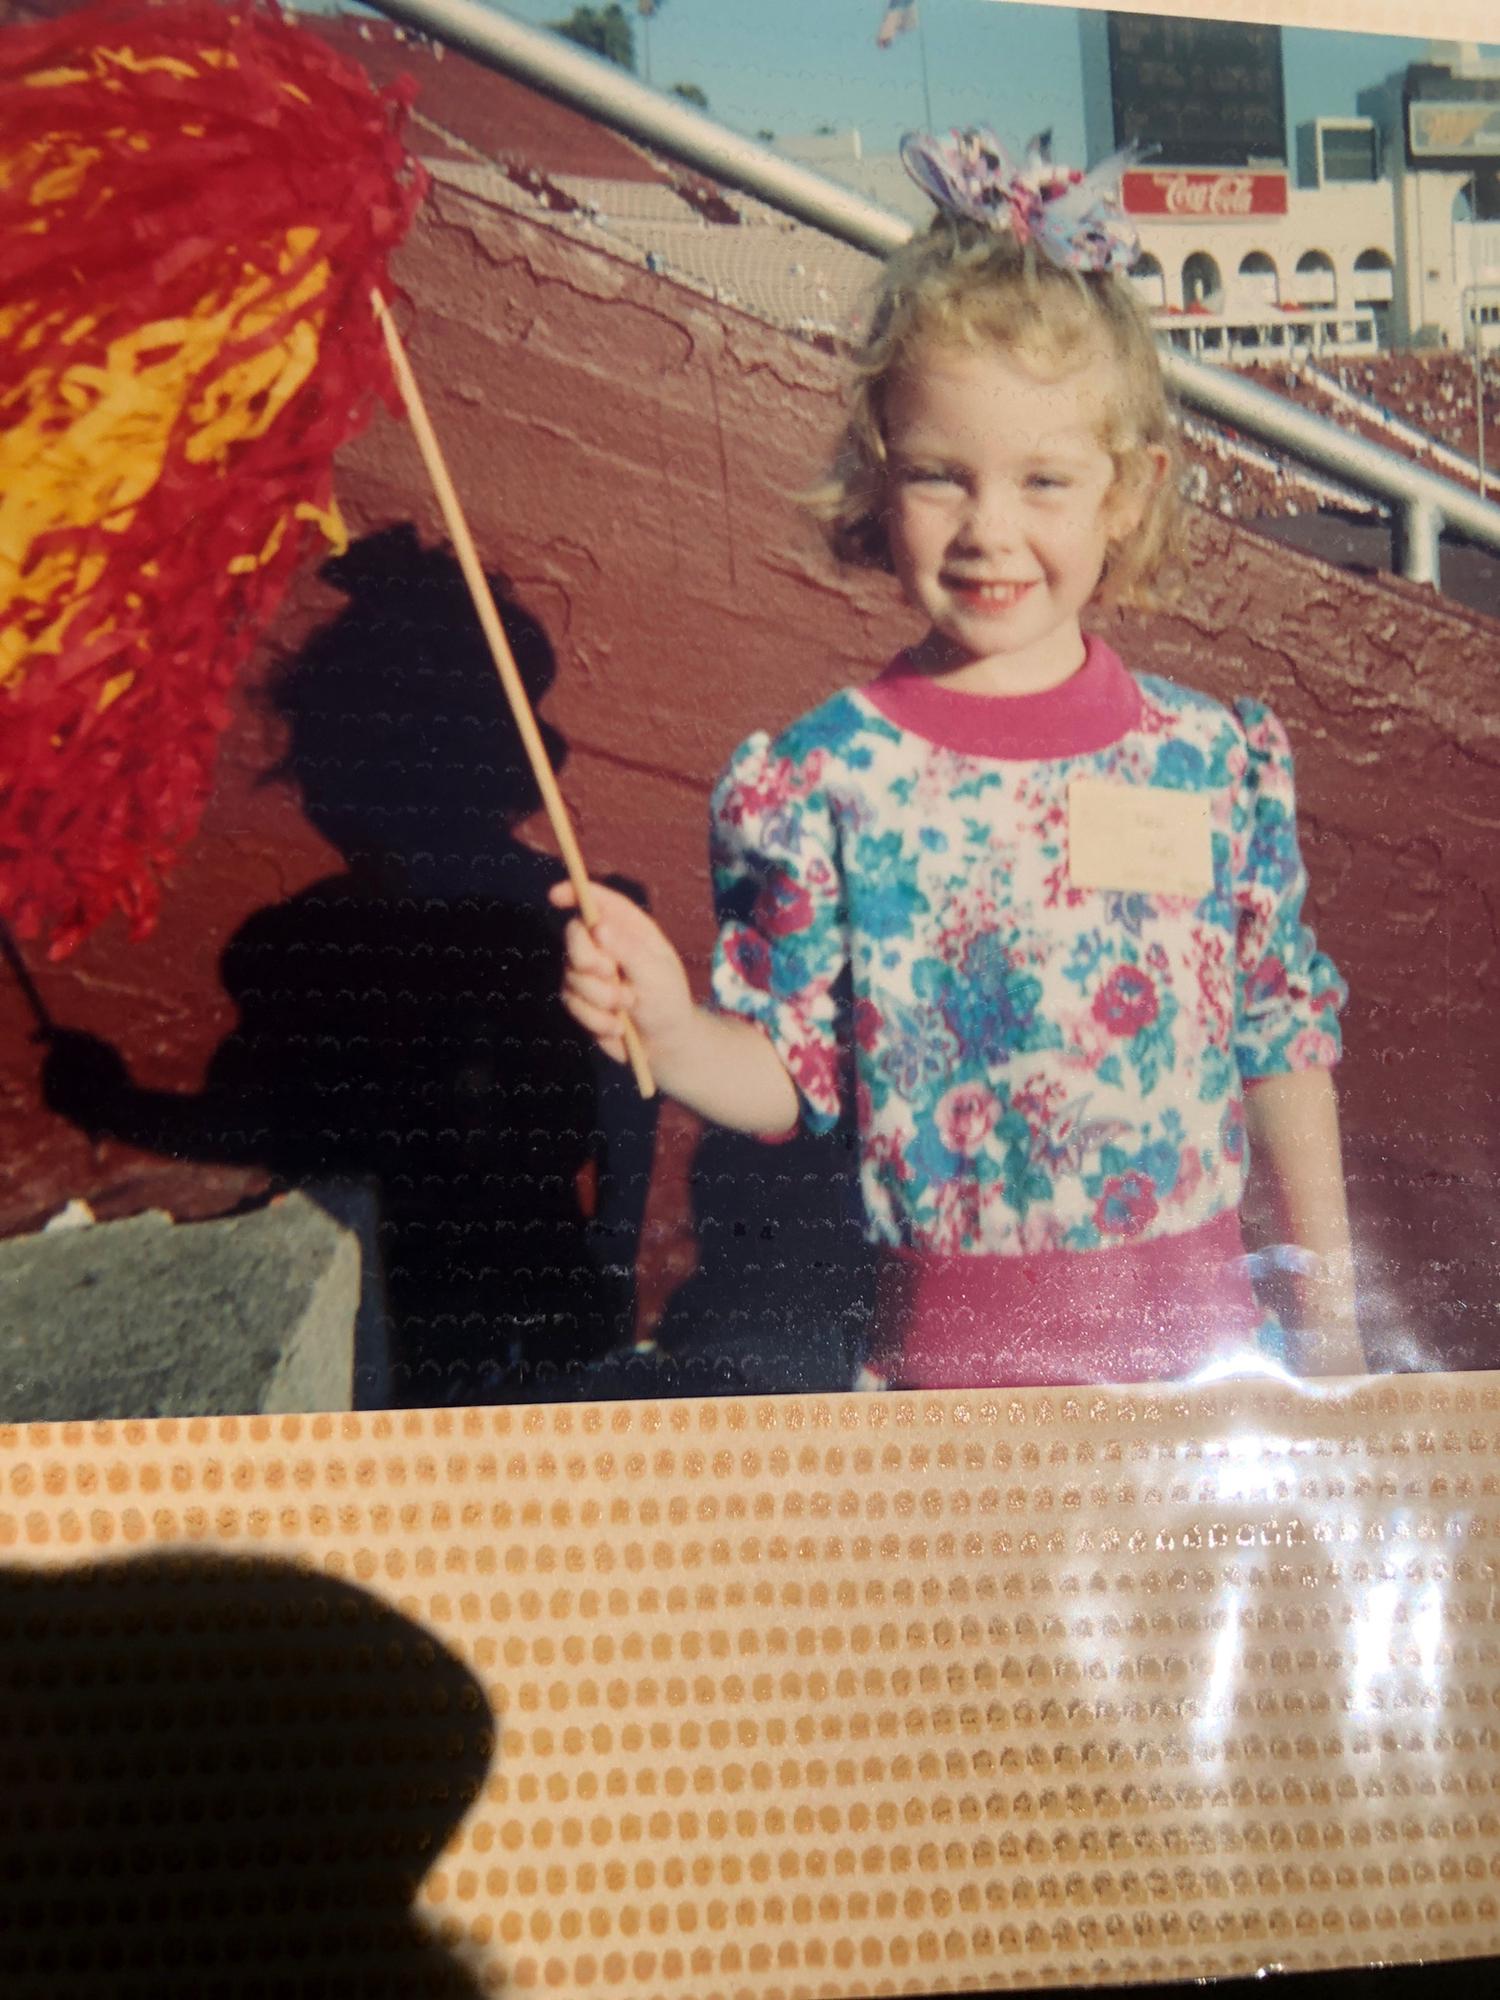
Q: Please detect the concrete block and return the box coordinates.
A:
[0,1195,360,1422]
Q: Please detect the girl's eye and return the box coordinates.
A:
[1028,472,1070,491]
[899,465,959,486]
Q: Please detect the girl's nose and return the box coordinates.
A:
[956,485,1021,553]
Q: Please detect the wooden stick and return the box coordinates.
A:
[371,289,655,1100]
[0,914,53,1043]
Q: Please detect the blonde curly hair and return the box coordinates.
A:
[806,218,1185,610]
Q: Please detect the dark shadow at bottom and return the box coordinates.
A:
[1,1552,495,1998]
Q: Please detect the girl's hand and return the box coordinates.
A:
[1243,1070,1367,1377]
[548,879,802,1137]
[549,879,695,1068]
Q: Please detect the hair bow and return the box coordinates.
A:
[900,127,1142,275]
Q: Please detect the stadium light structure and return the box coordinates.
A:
[1459,284,1497,499]
[1461,174,1494,501]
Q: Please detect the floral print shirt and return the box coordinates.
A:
[708,637,1345,1258]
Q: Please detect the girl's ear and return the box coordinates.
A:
[1106,444,1172,539]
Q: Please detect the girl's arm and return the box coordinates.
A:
[1243,1068,1365,1376]
[550,881,800,1137]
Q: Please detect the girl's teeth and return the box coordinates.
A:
[956,581,1027,604]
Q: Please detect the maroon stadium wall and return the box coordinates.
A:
[3,22,1496,1375]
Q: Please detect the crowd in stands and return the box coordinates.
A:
[1334,352,1500,470]
[1245,352,1500,499]
[1168,350,1500,524]
[1174,416,1376,524]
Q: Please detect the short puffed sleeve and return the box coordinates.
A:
[1231,697,1347,1082]
[708,731,849,1134]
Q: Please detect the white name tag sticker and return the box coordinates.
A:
[1067,779,1214,897]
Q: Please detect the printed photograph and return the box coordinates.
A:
[2,0,1498,1420]
[8,14,1500,1997]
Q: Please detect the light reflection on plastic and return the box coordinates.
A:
[1195,1585,1244,1738]
[1188,1348,1298,1390]
[1188,1347,1368,1402]
[1347,1576,1403,1717]
[1411,1578,1446,1693]
[1202,1433,1308,1508]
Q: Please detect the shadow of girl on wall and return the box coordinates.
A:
[43,527,657,1407]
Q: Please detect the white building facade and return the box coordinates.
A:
[1357,47,1500,351]
[777,36,1499,362]
[1120,169,1394,360]
[1082,23,1499,359]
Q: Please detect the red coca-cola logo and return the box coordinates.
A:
[1122,170,1289,219]
[1165,174,1253,216]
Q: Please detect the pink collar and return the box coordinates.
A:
[861,633,1141,759]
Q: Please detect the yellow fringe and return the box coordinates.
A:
[0,227,342,688]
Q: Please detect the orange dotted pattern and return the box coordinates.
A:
[4,1378,1500,1997]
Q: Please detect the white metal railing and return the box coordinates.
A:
[1294,356,1492,498]
[366,0,1500,592]
[1177,413,1377,518]
[1151,308,1380,362]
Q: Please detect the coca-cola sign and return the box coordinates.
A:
[1122,170,1289,219]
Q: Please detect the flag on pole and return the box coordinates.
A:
[877,2,918,50]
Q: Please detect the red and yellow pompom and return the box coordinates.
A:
[0,0,426,955]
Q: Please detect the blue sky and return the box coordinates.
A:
[459,2,1500,160]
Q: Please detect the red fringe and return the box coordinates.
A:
[0,1,427,956]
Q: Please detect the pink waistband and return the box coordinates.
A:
[872,1209,1262,1390]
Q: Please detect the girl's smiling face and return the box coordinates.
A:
[882,341,1153,695]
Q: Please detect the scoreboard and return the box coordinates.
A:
[1102,14,1287,170]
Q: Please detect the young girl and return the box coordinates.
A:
[553,130,1364,1390]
